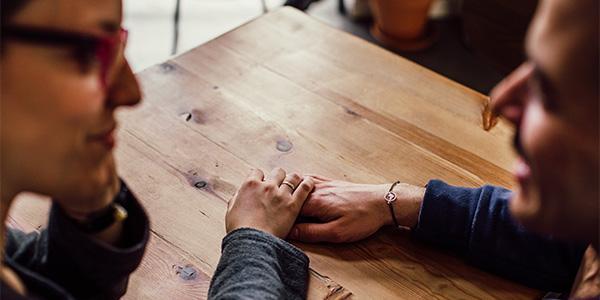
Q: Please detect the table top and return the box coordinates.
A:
[7,7,545,299]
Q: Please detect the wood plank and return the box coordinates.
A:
[297,227,543,299]
[135,57,486,188]
[212,8,517,187]
[123,233,210,299]
[6,193,50,233]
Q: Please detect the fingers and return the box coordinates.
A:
[247,168,265,180]
[227,191,239,211]
[288,222,340,243]
[292,176,314,200]
[298,173,329,183]
[266,168,286,186]
[281,173,301,192]
[230,169,264,210]
[298,184,326,216]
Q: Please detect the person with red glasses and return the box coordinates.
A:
[0,0,315,299]
[0,0,148,299]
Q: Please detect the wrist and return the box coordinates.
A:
[384,181,402,227]
[371,184,396,227]
[387,182,425,228]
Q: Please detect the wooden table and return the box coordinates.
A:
[7,7,546,299]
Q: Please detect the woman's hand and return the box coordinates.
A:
[288,175,425,243]
[226,168,315,239]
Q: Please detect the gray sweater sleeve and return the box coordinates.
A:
[208,228,309,300]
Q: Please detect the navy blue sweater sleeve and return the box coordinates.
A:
[414,179,587,293]
[208,228,309,300]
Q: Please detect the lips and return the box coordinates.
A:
[88,123,117,149]
[513,158,531,197]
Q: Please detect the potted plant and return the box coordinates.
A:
[368,0,439,51]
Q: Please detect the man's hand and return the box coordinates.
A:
[288,176,425,243]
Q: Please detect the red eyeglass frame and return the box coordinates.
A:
[2,25,128,87]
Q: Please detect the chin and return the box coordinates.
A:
[510,188,579,241]
[72,152,118,193]
[509,189,548,234]
[92,153,118,186]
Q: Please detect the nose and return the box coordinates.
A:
[105,59,141,109]
[489,62,534,127]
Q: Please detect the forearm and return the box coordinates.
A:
[209,228,309,300]
[414,179,587,293]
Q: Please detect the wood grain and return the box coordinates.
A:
[6,7,545,299]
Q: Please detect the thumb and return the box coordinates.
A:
[288,222,338,243]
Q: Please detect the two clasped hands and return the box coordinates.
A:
[226,168,426,244]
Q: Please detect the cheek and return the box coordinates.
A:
[6,71,102,147]
[519,102,597,222]
[4,48,103,129]
[512,103,563,220]
[520,102,566,179]
[1,49,105,187]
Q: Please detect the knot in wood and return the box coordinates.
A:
[194,181,208,189]
[276,140,293,152]
[176,266,198,280]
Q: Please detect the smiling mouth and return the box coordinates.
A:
[89,124,117,149]
[512,131,532,195]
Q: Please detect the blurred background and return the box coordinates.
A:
[123,0,536,94]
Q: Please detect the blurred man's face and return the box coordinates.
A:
[490,0,599,243]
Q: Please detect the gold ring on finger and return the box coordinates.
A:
[281,181,296,191]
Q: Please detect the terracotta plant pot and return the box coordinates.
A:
[368,0,439,51]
